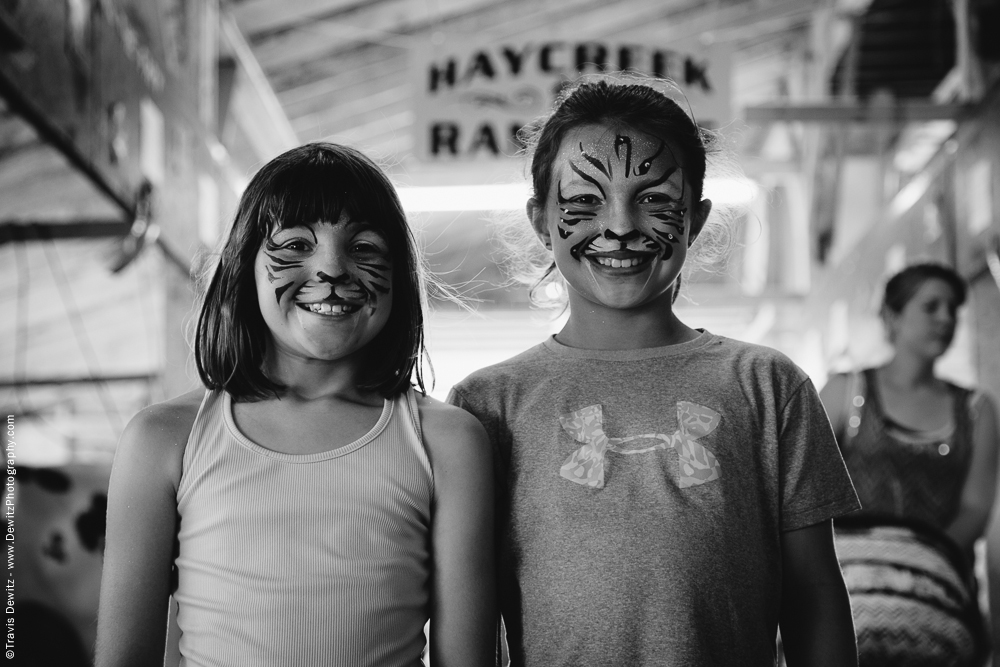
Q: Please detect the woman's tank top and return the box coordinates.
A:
[174,388,433,667]
[839,368,974,530]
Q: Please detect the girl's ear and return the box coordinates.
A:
[688,198,712,247]
[526,198,551,248]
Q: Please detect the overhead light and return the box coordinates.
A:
[396,177,758,213]
[704,177,759,206]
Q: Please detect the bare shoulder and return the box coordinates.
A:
[414,392,491,476]
[114,388,206,487]
[416,392,489,445]
[971,389,999,442]
[972,389,999,419]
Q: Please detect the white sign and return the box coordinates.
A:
[412,37,732,162]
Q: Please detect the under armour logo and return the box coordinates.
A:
[559,401,722,489]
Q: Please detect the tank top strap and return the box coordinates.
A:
[177,389,224,505]
[400,387,433,494]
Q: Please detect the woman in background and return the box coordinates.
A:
[821,262,999,666]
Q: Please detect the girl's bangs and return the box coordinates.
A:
[259,163,364,234]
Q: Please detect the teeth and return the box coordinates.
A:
[305,302,354,315]
[595,257,647,268]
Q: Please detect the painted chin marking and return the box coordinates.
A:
[296,302,362,316]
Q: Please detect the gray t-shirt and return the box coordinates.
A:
[449,332,860,667]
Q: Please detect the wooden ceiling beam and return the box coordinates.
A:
[310,109,413,145]
[0,219,129,245]
[605,0,820,45]
[249,0,499,71]
[276,52,405,106]
[247,0,498,42]
[232,0,368,37]
[286,83,410,130]
[269,42,401,93]
[744,101,969,123]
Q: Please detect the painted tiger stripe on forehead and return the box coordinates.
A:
[568,162,607,198]
[642,165,681,193]
[579,143,611,179]
[633,140,665,177]
[614,135,632,175]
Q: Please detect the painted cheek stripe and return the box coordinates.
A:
[651,212,686,227]
[570,234,599,260]
[274,281,295,304]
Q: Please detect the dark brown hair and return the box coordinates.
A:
[882,262,967,315]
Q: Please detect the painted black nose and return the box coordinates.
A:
[317,271,351,285]
[603,229,641,247]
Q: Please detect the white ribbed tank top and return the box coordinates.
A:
[174,388,432,667]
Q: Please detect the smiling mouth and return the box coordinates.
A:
[296,301,362,316]
[585,253,655,270]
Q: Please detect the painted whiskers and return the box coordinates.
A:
[263,234,390,311]
[557,133,688,260]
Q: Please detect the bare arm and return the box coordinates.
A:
[779,520,858,667]
[95,392,201,667]
[419,396,496,667]
[948,393,999,552]
[965,395,1000,656]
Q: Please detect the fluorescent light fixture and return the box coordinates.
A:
[704,177,759,206]
[396,177,758,213]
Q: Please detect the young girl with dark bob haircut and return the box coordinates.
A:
[97,142,495,667]
[450,78,861,666]
[196,142,426,399]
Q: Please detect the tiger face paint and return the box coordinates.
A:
[531,123,706,312]
[254,211,393,365]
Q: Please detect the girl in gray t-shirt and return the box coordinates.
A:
[450,76,860,667]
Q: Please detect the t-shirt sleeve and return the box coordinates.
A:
[446,383,493,435]
[778,377,861,531]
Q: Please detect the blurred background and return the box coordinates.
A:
[1,0,999,662]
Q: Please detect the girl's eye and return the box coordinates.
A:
[267,237,310,252]
[569,194,600,206]
[351,241,385,254]
[640,193,671,205]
